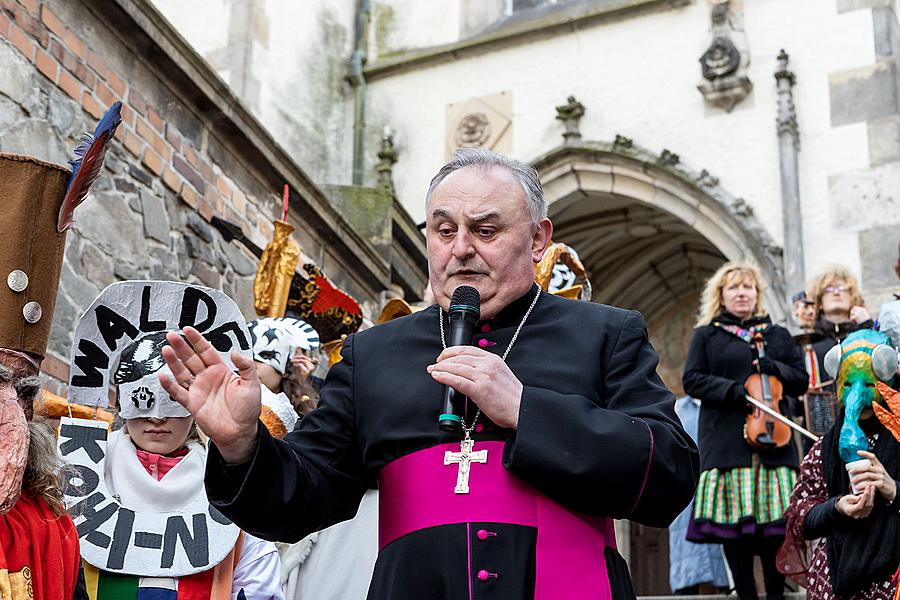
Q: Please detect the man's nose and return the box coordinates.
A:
[451,229,475,259]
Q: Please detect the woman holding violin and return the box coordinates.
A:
[683,263,809,600]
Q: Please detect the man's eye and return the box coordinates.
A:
[438,228,454,237]
[476,228,495,237]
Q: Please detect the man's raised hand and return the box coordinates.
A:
[159,326,261,464]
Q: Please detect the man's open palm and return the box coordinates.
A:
[159,326,261,463]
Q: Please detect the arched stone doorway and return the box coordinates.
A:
[534,141,786,595]
[535,141,786,396]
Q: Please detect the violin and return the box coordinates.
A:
[743,332,791,449]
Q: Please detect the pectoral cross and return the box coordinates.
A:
[443,436,488,494]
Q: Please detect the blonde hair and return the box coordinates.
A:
[696,262,768,327]
[810,265,866,319]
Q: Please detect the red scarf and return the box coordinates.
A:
[0,492,81,600]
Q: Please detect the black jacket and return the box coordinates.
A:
[682,312,808,471]
[205,286,699,600]
[811,316,874,385]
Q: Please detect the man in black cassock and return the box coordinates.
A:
[160,149,699,600]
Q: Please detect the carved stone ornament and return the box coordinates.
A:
[700,37,740,80]
[455,113,491,148]
[658,149,680,167]
[697,0,752,112]
[555,95,586,144]
[445,92,512,157]
[614,134,633,148]
[375,125,398,192]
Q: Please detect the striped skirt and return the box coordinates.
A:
[687,454,797,543]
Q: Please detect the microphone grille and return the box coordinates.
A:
[449,285,480,315]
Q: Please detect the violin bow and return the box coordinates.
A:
[744,394,819,442]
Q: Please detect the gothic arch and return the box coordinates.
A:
[533,141,787,326]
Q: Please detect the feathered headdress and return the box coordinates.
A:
[57,101,123,232]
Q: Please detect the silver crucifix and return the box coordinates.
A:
[443,436,488,494]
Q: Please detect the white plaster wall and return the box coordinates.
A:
[367,0,875,287]
[153,0,230,62]
[256,0,356,185]
[370,0,461,57]
[152,0,356,186]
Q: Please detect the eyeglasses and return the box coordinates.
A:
[824,285,848,295]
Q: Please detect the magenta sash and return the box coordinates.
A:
[377,441,615,600]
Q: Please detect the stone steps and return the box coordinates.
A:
[639,593,806,600]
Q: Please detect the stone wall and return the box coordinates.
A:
[153,0,358,188]
[828,0,900,309]
[0,0,415,394]
[357,0,900,308]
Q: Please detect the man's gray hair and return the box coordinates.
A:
[425,148,548,225]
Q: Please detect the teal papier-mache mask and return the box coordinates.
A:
[823,329,900,463]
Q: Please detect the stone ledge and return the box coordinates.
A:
[837,0,896,13]
[364,0,688,81]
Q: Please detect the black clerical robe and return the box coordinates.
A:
[206,286,699,600]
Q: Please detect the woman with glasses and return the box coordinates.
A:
[809,266,873,383]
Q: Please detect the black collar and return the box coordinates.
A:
[479,284,541,329]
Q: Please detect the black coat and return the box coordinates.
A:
[205,286,699,600]
[810,316,874,386]
[682,313,809,471]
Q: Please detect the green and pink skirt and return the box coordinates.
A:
[687,454,797,543]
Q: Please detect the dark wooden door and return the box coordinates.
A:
[629,524,671,595]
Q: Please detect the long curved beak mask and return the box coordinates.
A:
[0,383,28,514]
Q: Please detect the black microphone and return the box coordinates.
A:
[438,285,480,432]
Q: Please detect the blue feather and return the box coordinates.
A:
[58,101,123,232]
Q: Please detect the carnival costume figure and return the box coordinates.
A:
[778,329,900,600]
[683,262,809,600]
[59,281,284,600]
[248,317,320,426]
[1,102,123,600]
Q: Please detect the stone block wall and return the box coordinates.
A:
[827,1,900,308]
[0,0,393,394]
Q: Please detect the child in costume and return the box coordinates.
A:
[778,329,900,600]
[59,281,284,600]
[248,317,320,423]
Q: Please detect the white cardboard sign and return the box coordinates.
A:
[57,417,239,576]
[68,281,252,409]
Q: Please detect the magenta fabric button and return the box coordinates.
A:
[477,338,489,348]
[480,324,491,333]
[477,529,488,540]
[477,570,489,581]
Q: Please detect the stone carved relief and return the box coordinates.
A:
[455,113,492,148]
[697,0,752,112]
[446,92,512,157]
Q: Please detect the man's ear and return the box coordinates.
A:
[532,218,553,263]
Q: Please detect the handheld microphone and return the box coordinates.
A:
[438,285,480,432]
